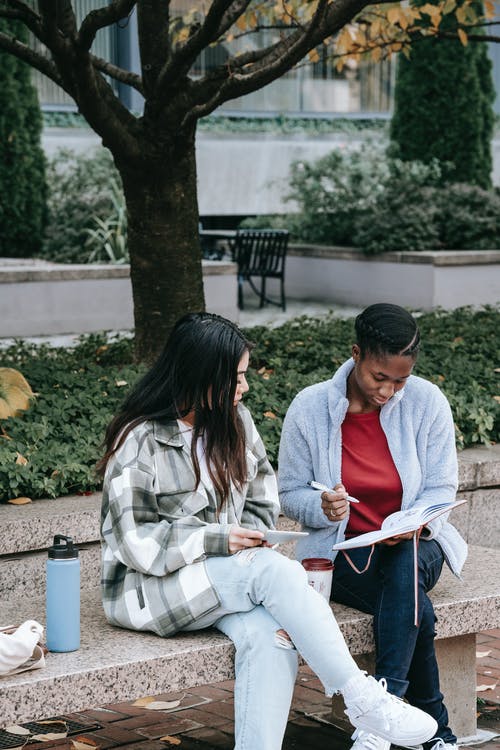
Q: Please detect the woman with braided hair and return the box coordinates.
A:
[279,303,466,750]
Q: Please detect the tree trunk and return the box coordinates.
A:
[118,133,205,364]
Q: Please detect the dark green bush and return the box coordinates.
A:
[0,307,498,501]
[390,21,494,190]
[0,19,47,257]
[436,183,500,250]
[41,148,125,263]
[286,146,500,253]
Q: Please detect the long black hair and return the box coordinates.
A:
[98,312,252,501]
[354,303,420,359]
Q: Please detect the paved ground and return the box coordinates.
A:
[8,629,497,750]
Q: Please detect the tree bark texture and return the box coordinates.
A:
[118,135,205,364]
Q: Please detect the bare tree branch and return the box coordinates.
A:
[89,51,145,93]
[78,0,136,51]
[0,1,44,37]
[184,0,370,124]
[137,0,170,94]
[0,29,67,90]
[156,0,252,95]
[54,0,78,37]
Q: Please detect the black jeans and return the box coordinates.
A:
[332,538,456,745]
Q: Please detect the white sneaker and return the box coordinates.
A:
[428,740,458,750]
[351,729,391,750]
[343,675,438,748]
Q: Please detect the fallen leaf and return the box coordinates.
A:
[476,650,491,658]
[476,682,498,692]
[71,738,100,750]
[145,699,182,710]
[15,452,28,465]
[115,380,128,387]
[31,733,68,741]
[159,737,181,745]
[493,396,500,403]
[263,411,277,419]
[7,497,32,505]
[4,726,31,736]
[132,696,156,707]
[37,720,67,727]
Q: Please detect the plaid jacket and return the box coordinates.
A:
[101,404,279,636]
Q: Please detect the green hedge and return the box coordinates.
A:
[0,307,498,502]
[0,19,47,257]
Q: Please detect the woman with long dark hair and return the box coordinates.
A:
[279,303,466,750]
[100,311,438,750]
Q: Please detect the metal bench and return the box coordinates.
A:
[232,229,289,311]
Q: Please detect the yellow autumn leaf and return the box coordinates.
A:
[484,0,495,16]
[492,396,500,403]
[132,696,157,707]
[457,27,468,45]
[371,45,382,62]
[442,0,457,13]
[264,411,277,419]
[8,497,32,505]
[71,737,100,750]
[0,368,34,420]
[159,738,181,746]
[145,699,183,710]
[308,48,320,63]
[387,7,401,25]
[15,452,28,465]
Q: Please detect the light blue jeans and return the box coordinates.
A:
[182,547,360,750]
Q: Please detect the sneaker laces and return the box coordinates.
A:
[352,731,389,750]
[363,677,414,733]
[429,739,458,750]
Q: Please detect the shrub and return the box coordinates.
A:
[0,19,47,257]
[390,24,494,189]
[42,148,125,264]
[286,146,500,253]
[0,307,497,501]
[436,184,500,250]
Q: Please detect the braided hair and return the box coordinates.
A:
[354,304,420,359]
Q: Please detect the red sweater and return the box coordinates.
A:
[342,410,402,538]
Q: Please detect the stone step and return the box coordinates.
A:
[0,541,101,601]
[0,445,498,603]
[0,492,101,555]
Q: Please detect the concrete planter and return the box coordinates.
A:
[285,245,500,309]
[0,258,238,337]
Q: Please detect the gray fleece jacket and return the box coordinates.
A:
[278,358,468,577]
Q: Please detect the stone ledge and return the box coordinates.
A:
[288,244,500,266]
[0,260,236,283]
[1,545,498,727]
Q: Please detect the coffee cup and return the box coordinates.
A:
[302,557,334,600]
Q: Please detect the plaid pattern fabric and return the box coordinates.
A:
[101,404,279,636]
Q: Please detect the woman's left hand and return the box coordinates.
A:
[321,483,349,523]
[228,525,265,553]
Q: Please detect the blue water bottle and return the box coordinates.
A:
[46,534,80,652]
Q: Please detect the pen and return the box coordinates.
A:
[307,480,360,503]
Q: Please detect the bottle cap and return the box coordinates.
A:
[48,534,79,559]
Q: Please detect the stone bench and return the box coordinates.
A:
[2,545,499,740]
[1,444,499,734]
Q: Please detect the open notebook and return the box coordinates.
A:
[332,498,467,624]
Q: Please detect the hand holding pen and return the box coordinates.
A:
[307,480,360,523]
